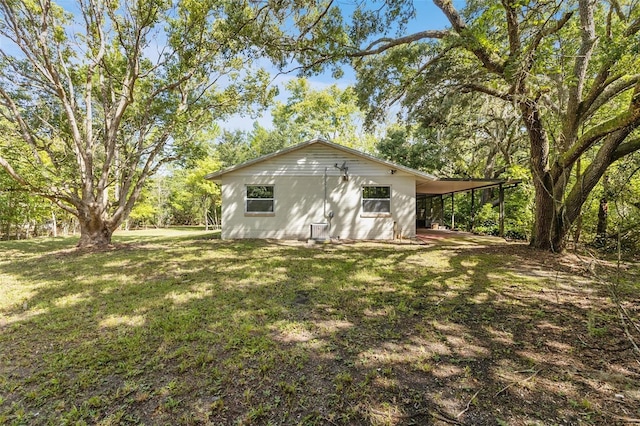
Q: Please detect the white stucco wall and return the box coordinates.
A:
[219,144,416,240]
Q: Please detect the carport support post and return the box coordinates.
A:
[451,193,455,230]
[469,189,475,232]
[499,183,505,237]
[440,195,444,227]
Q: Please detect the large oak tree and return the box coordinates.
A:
[0,0,275,247]
[284,0,640,252]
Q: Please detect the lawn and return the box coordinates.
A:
[1,229,639,425]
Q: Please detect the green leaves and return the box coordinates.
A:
[375,126,446,173]
[271,78,368,149]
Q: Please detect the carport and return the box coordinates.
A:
[414,178,522,237]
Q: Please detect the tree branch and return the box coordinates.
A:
[502,0,520,57]
[584,74,640,119]
[433,0,505,74]
[612,136,640,161]
[388,48,452,106]
[349,30,449,58]
[562,0,598,150]
[560,110,640,170]
[562,126,635,231]
[608,0,626,21]
[625,15,640,37]
[0,155,28,186]
[298,0,334,40]
[0,86,45,166]
[459,83,514,102]
[518,10,573,88]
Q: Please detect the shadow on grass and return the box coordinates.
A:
[0,232,638,425]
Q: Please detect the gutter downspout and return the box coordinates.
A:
[324,167,327,219]
[324,167,333,231]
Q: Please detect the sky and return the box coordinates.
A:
[221,0,455,133]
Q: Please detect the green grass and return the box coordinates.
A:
[0,229,638,425]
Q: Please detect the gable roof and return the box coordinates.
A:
[204,138,439,182]
[205,138,521,195]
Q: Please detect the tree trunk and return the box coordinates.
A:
[594,197,608,247]
[481,146,498,205]
[77,205,113,248]
[204,197,209,231]
[51,210,57,237]
[530,175,562,251]
[594,174,609,248]
[521,99,565,251]
[572,158,582,248]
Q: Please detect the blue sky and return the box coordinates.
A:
[223,0,456,132]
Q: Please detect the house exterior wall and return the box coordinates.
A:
[219,144,416,240]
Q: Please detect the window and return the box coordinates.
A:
[246,185,274,213]
[362,186,391,213]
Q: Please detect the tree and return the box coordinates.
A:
[248,122,287,158]
[584,153,640,252]
[284,0,640,252]
[184,157,222,229]
[375,125,446,172]
[388,0,639,252]
[0,0,275,247]
[0,117,54,238]
[376,93,528,183]
[211,77,377,169]
[0,169,54,239]
[127,184,161,229]
[270,78,374,151]
[214,129,256,168]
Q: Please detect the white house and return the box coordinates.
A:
[205,138,513,240]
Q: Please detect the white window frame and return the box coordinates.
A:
[245,185,275,215]
[362,185,391,214]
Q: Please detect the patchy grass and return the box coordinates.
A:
[1,229,639,425]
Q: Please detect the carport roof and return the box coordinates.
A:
[416,178,522,196]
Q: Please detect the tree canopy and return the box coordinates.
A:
[270,78,373,150]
